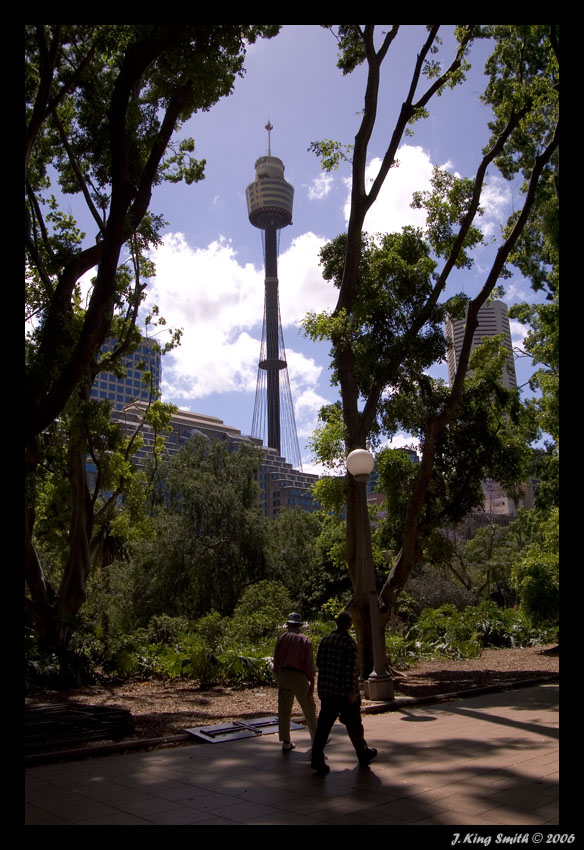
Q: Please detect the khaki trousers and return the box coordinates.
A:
[277,669,317,743]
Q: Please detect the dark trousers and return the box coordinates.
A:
[311,697,368,766]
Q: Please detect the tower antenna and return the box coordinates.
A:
[265,120,273,156]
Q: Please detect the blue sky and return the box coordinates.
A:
[100,26,544,473]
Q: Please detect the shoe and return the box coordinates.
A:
[311,761,330,775]
[358,747,377,766]
[282,742,296,751]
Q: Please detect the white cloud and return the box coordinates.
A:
[510,318,529,351]
[308,172,334,200]
[378,432,421,455]
[348,145,515,249]
[143,230,335,406]
[479,176,513,237]
[345,145,437,235]
[293,385,330,439]
[278,231,337,324]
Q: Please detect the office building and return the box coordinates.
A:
[91,336,162,410]
[445,300,517,389]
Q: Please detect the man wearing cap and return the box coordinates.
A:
[273,613,317,751]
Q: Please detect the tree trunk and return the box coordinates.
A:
[346,473,387,679]
[25,397,95,653]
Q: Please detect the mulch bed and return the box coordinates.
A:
[25,644,559,762]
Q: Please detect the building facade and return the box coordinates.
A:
[91,337,162,410]
[444,301,540,517]
[445,300,517,390]
[90,337,319,517]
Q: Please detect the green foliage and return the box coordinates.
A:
[509,292,559,510]
[307,139,353,171]
[375,356,535,555]
[320,596,350,622]
[480,25,558,186]
[262,509,325,597]
[125,438,267,624]
[411,166,486,268]
[147,614,191,645]
[510,508,559,625]
[511,553,559,626]
[305,229,445,401]
[227,581,293,643]
[25,24,280,652]
[406,602,553,660]
[195,610,228,653]
[293,514,353,618]
[306,402,348,473]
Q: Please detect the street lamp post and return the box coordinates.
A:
[346,449,395,702]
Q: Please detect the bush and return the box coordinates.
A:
[405,601,552,660]
[217,651,274,688]
[511,551,559,626]
[403,569,474,620]
[385,633,424,668]
[228,580,294,643]
[320,595,350,623]
[196,610,228,653]
[147,614,191,645]
[233,580,293,620]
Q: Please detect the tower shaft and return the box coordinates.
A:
[263,226,284,454]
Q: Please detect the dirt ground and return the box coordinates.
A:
[25,643,558,750]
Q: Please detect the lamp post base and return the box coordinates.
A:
[364,675,395,702]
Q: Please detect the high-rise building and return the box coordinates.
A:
[247,123,303,471]
[92,334,319,517]
[445,300,517,389]
[118,400,320,516]
[91,336,161,410]
[444,301,539,516]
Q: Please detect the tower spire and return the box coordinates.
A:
[265,120,273,156]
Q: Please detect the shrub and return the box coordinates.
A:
[228,580,294,642]
[511,551,559,626]
[405,601,554,660]
[385,633,424,668]
[404,569,474,619]
[218,651,274,688]
[147,614,191,645]
[196,610,228,653]
[234,580,293,620]
[320,595,350,622]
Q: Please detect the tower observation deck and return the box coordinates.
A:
[247,123,302,470]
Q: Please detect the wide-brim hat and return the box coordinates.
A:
[286,612,303,626]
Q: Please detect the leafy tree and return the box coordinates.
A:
[25,25,279,651]
[125,437,267,625]
[305,25,559,676]
[510,508,559,627]
[263,508,324,603]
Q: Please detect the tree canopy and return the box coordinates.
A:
[25,25,279,650]
[305,24,559,675]
[25,24,279,445]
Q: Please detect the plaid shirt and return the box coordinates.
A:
[316,628,359,699]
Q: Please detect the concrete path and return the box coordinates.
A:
[25,683,559,827]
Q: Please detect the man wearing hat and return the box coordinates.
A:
[273,613,318,751]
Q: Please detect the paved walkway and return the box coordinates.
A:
[25,683,559,827]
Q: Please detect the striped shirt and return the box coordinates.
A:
[316,629,359,699]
